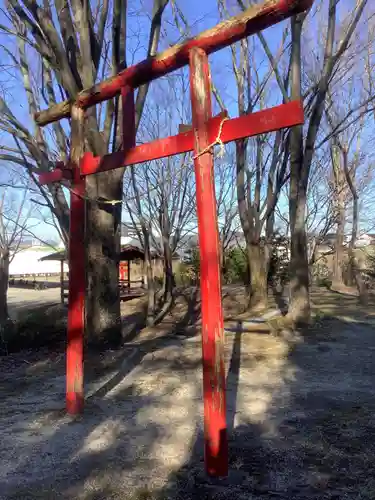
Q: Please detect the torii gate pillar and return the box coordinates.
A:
[190,48,228,476]
[66,165,85,414]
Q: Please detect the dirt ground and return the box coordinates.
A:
[7,287,62,320]
[1,287,375,499]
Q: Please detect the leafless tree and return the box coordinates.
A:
[0,0,170,346]
[330,120,371,300]
[0,181,33,336]
[319,48,374,296]
[215,151,241,272]
[124,73,195,323]
[212,0,292,310]
[287,0,369,324]
[232,0,371,320]
[305,153,336,266]
[326,140,351,287]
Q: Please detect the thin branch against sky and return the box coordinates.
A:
[0,0,374,243]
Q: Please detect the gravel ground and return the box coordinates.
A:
[7,287,62,320]
[1,290,375,499]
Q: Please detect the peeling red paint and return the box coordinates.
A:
[122,86,136,151]
[190,47,228,477]
[78,101,303,176]
[66,165,85,415]
[38,167,73,184]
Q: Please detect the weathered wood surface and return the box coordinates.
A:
[79,101,304,176]
[65,105,85,415]
[190,47,228,477]
[34,0,313,126]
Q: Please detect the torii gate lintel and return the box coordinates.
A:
[39,100,303,184]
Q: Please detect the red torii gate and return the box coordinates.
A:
[37,0,313,478]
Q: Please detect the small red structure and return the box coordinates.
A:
[119,262,128,282]
[118,245,146,300]
[37,0,313,477]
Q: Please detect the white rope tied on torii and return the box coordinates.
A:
[192,116,229,160]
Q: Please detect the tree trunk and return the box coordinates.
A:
[219,239,225,277]
[0,249,10,328]
[153,240,174,324]
[85,169,124,348]
[158,204,175,311]
[0,249,11,351]
[235,138,253,301]
[162,240,174,302]
[288,206,310,323]
[331,145,345,288]
[143,230,155,326]
[333,206,345,287]
[248,243,268,311]
[287,15,310,325]
[342,147,368,303]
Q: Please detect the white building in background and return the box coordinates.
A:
[9,246,68,276]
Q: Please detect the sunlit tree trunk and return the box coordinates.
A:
[288,15,310,324]
[0,249,10,330]
[331,144,345,288]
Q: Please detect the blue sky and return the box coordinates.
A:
[0,0,290,244]
[1,0,373,244]
[0,0,287,133]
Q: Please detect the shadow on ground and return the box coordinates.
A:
[156,309,375,500]
[311,286,375,323]
[1,288,375,499]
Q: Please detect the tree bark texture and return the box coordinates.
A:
[0,249,10,329]
[143,229,156,326]
[342,146,367,302]
[248,243,269,310]
[287,0,368,319]
[287,15,310,324]
[162,240,174,303]
[5,0,170,347]
[331,145,345,288]
[85,169,124,347]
